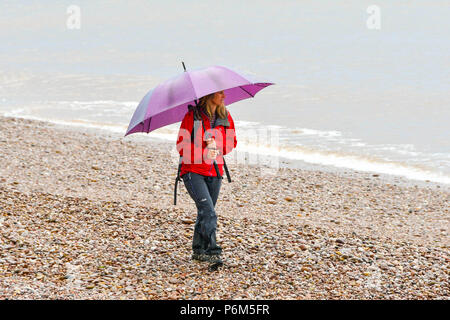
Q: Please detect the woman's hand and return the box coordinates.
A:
[206,138,218,160]
[206,138,216,149]
[207,148,218,160]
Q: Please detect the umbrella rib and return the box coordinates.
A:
[184,71,199,100]
[239,86,254,98]
[145,117,152,133]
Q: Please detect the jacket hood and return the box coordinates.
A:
[214,114,230,127]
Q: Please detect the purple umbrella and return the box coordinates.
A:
[125,64,273,136]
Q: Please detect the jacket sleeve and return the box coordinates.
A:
[176,111,192,157]
[222,112,237,156]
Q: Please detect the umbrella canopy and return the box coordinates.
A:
[125,65,273,136]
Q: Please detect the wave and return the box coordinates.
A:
[2,107,449,185]
[273,145,450,185]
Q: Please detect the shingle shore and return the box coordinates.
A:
[0,116,448,299]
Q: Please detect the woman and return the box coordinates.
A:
[176,90,237,267]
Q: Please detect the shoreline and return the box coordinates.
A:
[6,114,447,191]
[0,115,448,299]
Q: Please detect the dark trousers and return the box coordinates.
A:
[182,171,222,256]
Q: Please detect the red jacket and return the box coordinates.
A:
[176,108,237,177]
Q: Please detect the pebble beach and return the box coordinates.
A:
[0,116,448,300]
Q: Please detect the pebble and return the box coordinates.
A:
[0,116,448,300]
[181,219,195,225]
[169,277,179,284]
[285,252,295,258]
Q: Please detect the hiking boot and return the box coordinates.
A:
[207,255,224,271]
[191,253,209,262]
[206,254,223,264]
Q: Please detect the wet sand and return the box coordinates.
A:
[0,116,448,299]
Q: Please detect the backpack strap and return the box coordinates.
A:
[174,155,182,205]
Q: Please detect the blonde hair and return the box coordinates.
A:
[198,92,228,119]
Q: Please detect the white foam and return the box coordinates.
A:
[297,128,342,137]
[3,108,25,116]
[2,110,449,185]
[0,111,180,143]
[350,142,366,147]
[273,145,450,184]
[58,100,138,107]
[224,134,450,184]
[235,120,260,127]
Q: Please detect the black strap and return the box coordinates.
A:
[223,157,231,183]
[174,156,182,205]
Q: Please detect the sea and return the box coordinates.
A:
[1,0,449,184]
